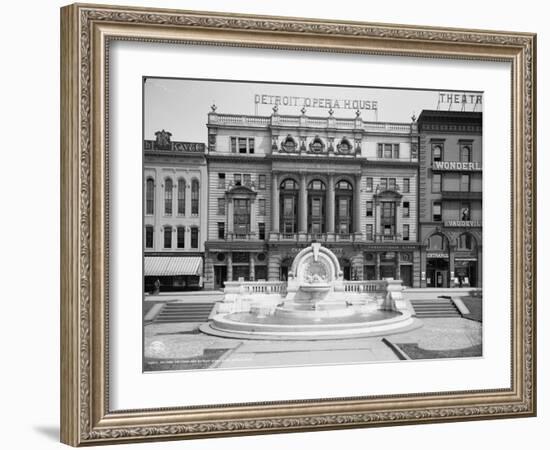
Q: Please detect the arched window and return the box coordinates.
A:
[308,179,326,190]
[432,145,442,162]
[163,226,172,248]
[458,233,476,250]
[164,178,173,215]
[146,178,154,215]
[428,233,448,251]
[280,178,299,234]
[177,178,186,215]
[460,145,472,162]
[335,180,353,234]
[191,179,199,215]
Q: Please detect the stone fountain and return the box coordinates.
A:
[200,243,420,340]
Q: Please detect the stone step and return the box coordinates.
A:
[153,303,215,324]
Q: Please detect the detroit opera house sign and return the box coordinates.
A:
[254,93,379,111]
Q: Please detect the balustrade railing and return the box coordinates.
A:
[343,280,387,293]
[225,280,287,295]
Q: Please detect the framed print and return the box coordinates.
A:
[60,3,537,446]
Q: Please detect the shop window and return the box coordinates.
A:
[163,226,172,248]
[177,178,186,215]
[177,227,185,248]
[433,202,442,221]
[191,227,199,248]
[146,178,154,215]
[164,178,173,215]
[145,226,154,248]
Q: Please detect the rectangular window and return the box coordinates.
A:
[366,224,373,241]
[377,143,383,158]
[460,174,470,192]
[432,173,442,193]
[380,178,388,190]
[163,227,172,249]
[248,138,255,154]
[238,138,247,154]
[403,178,410,193]
[177,181,185,215]
[191,228,199,248]
[433,202,442,222]
[258,174,266,189]
[393,144,400,159]
[243,173,251,186]
[311,198,321,216]
[145,226,154,248]
[217,222,225,239]
[230,137,237,153]
[403,201,410,217]
[366,201,373,217]
[366,177,373,192]
[460,202,471,220]
[403,224,410,241]
[259,199,266,216]
[384,144,393,159]
[389,178,397,191]
[217,173,225,189]
[177,227,185,248]
[217,198,225,215]
[234,173,242,186]
[258,223,265,240]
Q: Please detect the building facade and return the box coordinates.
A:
[203,106,422,290]
[143,131,208,292]
[417,110,483,288]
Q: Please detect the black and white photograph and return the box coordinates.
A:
[142,78,483,372]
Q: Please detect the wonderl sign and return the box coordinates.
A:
[433,161,482,171]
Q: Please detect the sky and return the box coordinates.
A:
[144,78,483,143]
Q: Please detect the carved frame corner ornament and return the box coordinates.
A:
[60,3,536,446]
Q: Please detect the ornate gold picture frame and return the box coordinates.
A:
[60,3,536,446]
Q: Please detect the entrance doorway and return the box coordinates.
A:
[214,265,227,289]
[400,265,412,287]
[233,266,249,281]
[427,258,449,287]
[380,265,395,279]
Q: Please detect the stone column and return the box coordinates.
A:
[375,202,381,241]
[395,252,401,280]
[271,173,279,233]
[354,175,362,235]
[327,174,335,234]
[477,245,483,287]
[395,202,401,240]
[298,172,308,233]
[249,199,256,236]
[375,252,381,280]
[226,252,233,282]
[249,253,255,281]
[449,245,455,288]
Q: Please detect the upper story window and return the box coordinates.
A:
[336,180,353,190]
[164,178,173,215]
[428,233,448,250]
[258,223,266,240]
[217,173,225,189]
[145,178,154,215]
[217,198,225,215]
[460,174,471,192]
[258,174,266,190]
[308,179,326,190]
[432,173,442,193]
[403,201,410,217]
[259,199,266,216]
[231,137,255,154]
[177,227,185,249]
[432,144,443,163]
[403,178,410,193]
[458,232,475,250]
[377,143,400,159]
[380,178,388,190]
[145,226,154,249]
[280,178,298,190]
[191,227,199,249]
[403,224,410,241]
[191,179,199,215]
[163,226,172,249]
[177,178,186,216]
[366,201,373,217]
[460,202,471,220]
[388,178,397,191]
[243,174,251,186]
[234,173,242,186]
[433,202,442,222]
[460,145,472,162]
[217,222,225,239]
[366,177,373,192]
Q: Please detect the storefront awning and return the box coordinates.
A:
[145,256,203,276]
